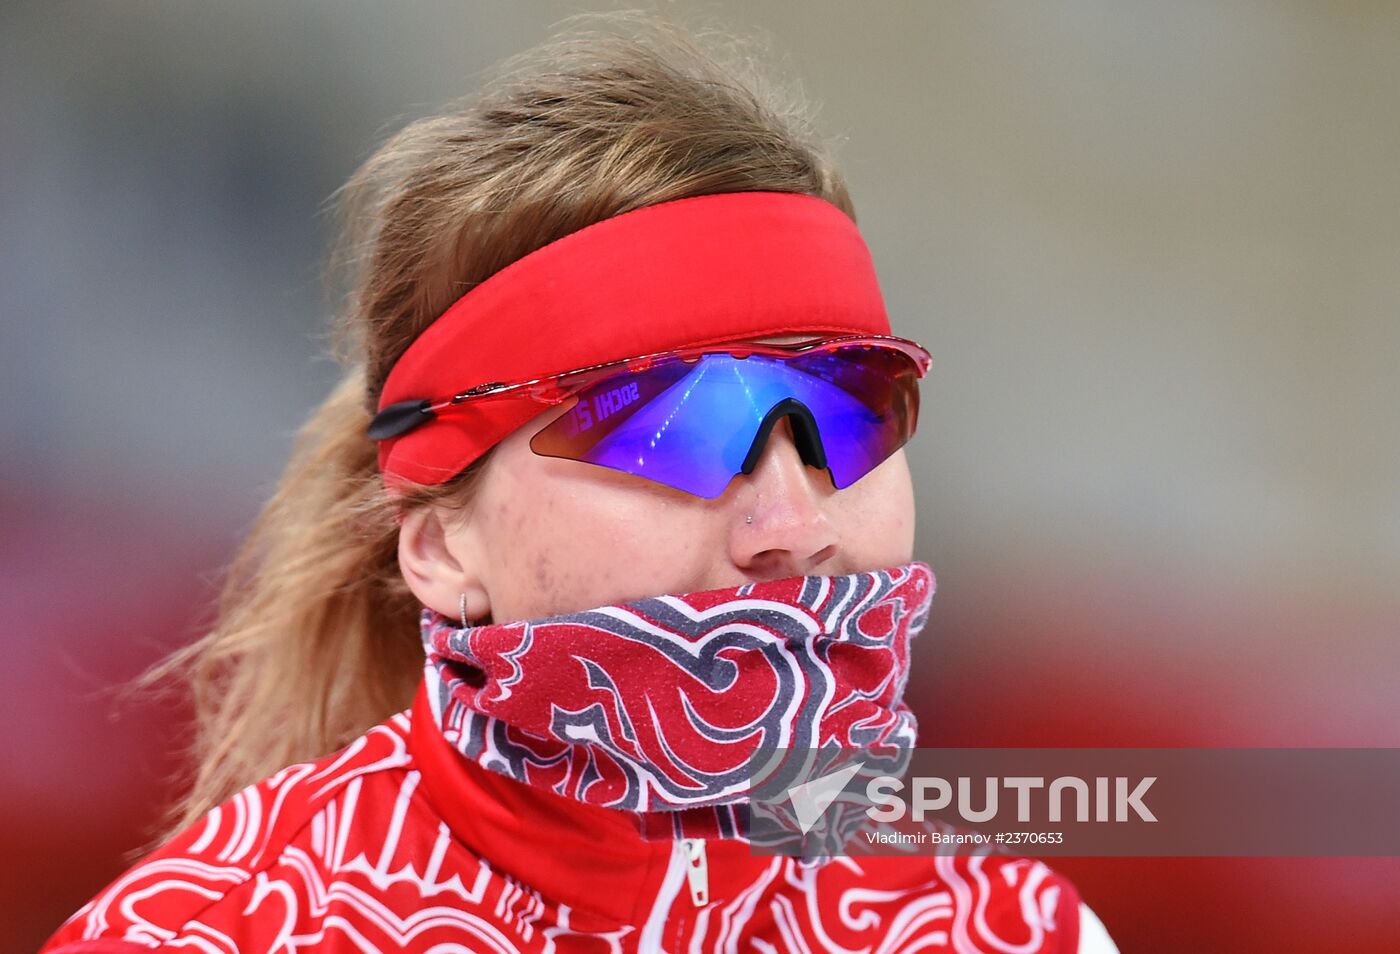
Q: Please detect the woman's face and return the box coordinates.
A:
[398,335,917,624]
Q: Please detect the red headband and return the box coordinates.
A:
[375,190,893,486]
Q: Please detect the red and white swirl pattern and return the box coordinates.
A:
[40,704,1088,952]
[40,560,1104,952]
[423,562,935,815]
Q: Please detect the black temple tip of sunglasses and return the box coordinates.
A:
[367,399,435,441]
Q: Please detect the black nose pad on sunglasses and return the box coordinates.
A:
[739,398,830,477]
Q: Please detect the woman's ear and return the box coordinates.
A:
[397,506,492,623]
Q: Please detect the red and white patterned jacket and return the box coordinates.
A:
[39,678,1117,953]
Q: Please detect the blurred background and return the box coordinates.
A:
[2,1,1397,950]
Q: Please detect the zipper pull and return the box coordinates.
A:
[681,837,709,906]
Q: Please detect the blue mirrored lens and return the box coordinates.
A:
[530,346,920,498]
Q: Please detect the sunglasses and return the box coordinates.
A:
[370,334,930,499]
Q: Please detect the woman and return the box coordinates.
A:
[41,14,1116,953]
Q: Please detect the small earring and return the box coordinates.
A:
[459,592,469,628]
[746,514,753,524]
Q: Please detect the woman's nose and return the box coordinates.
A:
[728,415,841,578]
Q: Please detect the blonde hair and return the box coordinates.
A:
[129,9,857,856]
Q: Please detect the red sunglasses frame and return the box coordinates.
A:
[368,333,932,443]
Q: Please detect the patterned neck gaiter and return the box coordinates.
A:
[419,560,935,825]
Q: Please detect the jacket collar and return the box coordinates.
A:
[406,677,768,924]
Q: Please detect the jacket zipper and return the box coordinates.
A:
[638,837,709,949]
[680,837,709,906]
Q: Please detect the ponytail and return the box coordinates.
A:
[129,368,449,854]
